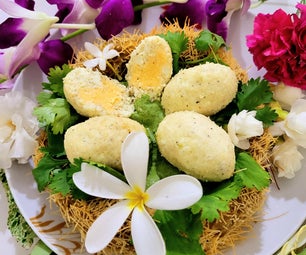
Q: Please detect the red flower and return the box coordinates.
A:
[246,4,306,89]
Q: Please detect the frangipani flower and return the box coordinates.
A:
[272,139,304,179]
[269,99,306,148]
[73,132,203,254]
[227,110,264,149]
[0,90,39,169]
[83,42,119,70]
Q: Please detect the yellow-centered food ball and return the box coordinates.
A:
[126,36,173,100]
[64,116,146,169]
[156,111,235,182]
[161,62,238,116]
[63,67,134,118]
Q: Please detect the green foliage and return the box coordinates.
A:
[255,105,278,127]
[154,209,205,255]
[130,94,165,135]
[234,152,271,190]
[34,64,80,134]
[191,181,241,222]
[195,30,226,52]
[158,31,188,74]
[0,170,36,248]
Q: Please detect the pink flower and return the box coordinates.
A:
[246,4,306,90]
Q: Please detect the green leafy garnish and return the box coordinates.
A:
[234,152,271,190]
[195,30,226,52]
[130,94,165,135]
[154,209,205,255]
[34,98,79,134]
[159,31,188,74]
[191,181,241,222]
[237,78,272,111]
[236,78,277,126]
[42,64,72,98]
[255,105,278,127]
[34,64,80,134]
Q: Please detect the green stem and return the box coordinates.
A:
[60,29,91,42]
[133,1,172,12]
[250,0,267,9]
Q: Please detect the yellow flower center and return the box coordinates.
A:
[125,185,149,211]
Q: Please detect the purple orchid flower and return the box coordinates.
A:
[47,0,103,35]
[0,0,61,88]
[95,0,134,39]
[14,0,35,10]
[160,0,251,40]
[37,39,73,75]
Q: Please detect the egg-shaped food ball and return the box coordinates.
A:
[64,67,134,118]
[126,36,173,100]
[64,116,146,169]
[161,63,238,116]
[156,111,235,182]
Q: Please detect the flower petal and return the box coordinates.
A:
[146,175,203,210]
[121,132,149,191]
[83,58,100,68]
[0,18,26,48]
[131,208,166,255]
[86,200,132,253]
[37,39,74,75]
[84,42,102,57]
[73,162,131,199]
[95,0,134,40]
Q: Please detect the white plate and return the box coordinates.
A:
[3,1,306,255]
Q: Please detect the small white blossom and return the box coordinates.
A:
[272,82,304,111]
[272,139,304,179]
[83,42,119,71]
[73,132,202,255]
[0,91,39,169]
[269,99,306,148]
[227,110,264,149]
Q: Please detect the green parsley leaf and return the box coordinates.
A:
[154,209,205,255]
[32,154,68,192]
[255,105,278,127]
[34,98,79,134]
[158,31,188,74]
[195,30,226,52]
[130,94,165,134]
[191,180,241,222]
[43,64,72,97]
[237,78,273,111]
[234,152,271,190]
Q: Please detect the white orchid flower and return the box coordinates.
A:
[73,132,203,255]
[272,82,304,111]
[83,42,119,70]
[272,139,304,179]
[269,99,306,148]
[0,91,39,169]
[227,110,264,149]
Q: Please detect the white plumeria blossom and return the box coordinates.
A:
[227,110,264,149]
[272,82,304,111]
[73,132,203,255]
[272,139,304,179]
[269,99,306,148]
[83,42,119,70]
[0,91,39,169]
